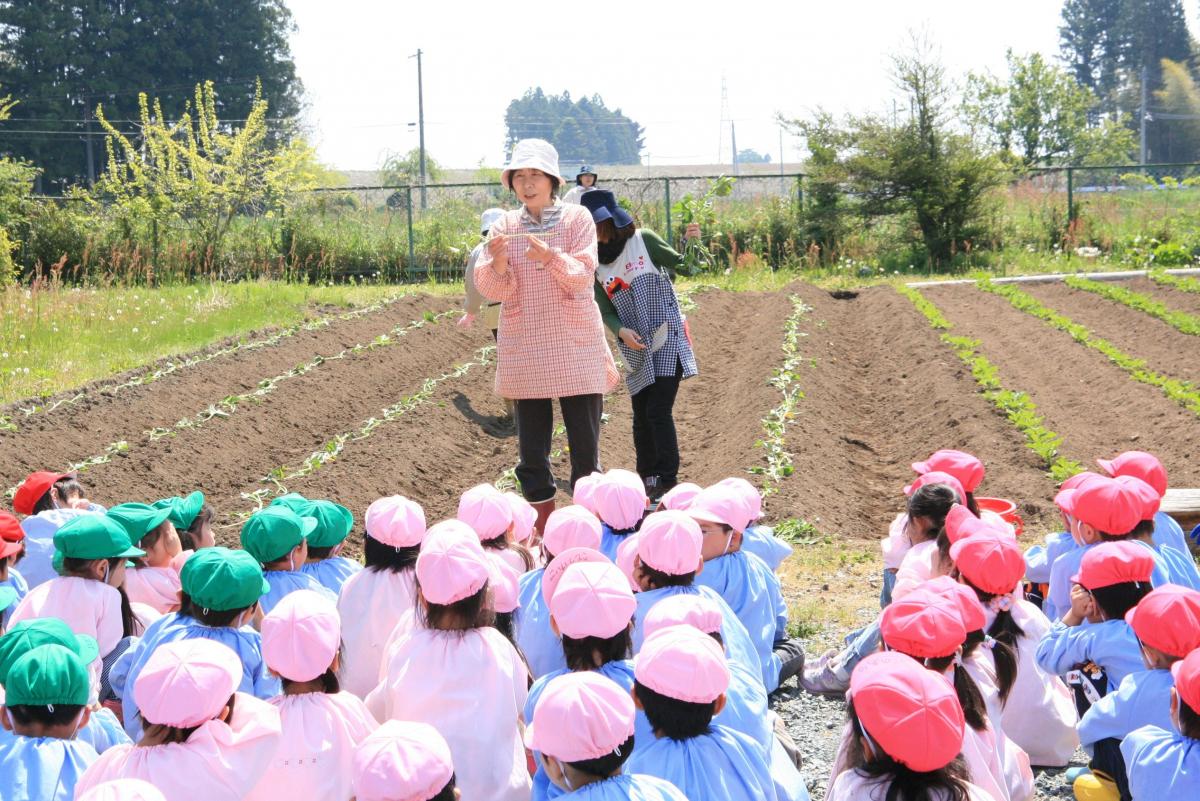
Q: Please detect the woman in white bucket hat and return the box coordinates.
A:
[474,139,620,533]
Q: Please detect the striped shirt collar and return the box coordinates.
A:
[519,201,564,232]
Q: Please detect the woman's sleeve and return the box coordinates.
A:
[473,219,516,302]
[641,229,685,278]
[593,282,623,335]
[545,210,597,293]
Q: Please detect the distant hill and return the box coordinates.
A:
[337,163,803,187]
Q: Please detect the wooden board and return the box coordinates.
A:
[1163,489,1200,532]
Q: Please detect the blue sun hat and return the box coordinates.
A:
[580,189,633,228]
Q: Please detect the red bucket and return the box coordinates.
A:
[976,497,1024,537]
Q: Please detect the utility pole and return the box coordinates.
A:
[410,49,427,210]
[1139,65,1148,166]
[731,121,739,176]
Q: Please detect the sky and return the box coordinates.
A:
[285,0,1194,171]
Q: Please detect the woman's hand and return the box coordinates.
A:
[525,235,553,264]
[486,235,509,274]
[618,327,646,350]
[684,223,701,240]
[457,313,476,329]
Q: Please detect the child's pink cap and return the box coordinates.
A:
[1171,649,1200,714]
[592,470,647,530]
[687,485,753,533]
[715,477,763,519]
[78,780,167,801]
[1113,474,1160,518]
[635,624,730,703]
[133,638,243,728]
[261,589,341,682]
[881,586,967,659]
[1055,474,1147,535]
[912,449,985,493]
[416,520,491,605]
[503,493,536,542]
[1071,540,1155,590]
[949,530,1025,596]
[615,534,641,591]
[456,484,512,540]
[543,505,603,558]
[571,473,601,515]
[549,561,636,640]
[542,547,611,606]
[486,553,520,614]
[849,651,965,773]
[353,720,454,801]
[659,482,703,512]
[904,471,965,505]
[637,510,702,576]
[922,576,987,633]
[524,671,635,762]
[1060,470,1102,492]
[1125,584,1200,658]
[366,496,427,549]
[1097,451,1168,498]
[643,593,723,637]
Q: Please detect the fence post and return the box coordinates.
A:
[152,217,159,276]
[1066,167,1075,230]
[405,186,415,281]
[796,174,804,210]
[664,178,672,244]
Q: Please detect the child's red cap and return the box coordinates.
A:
[0,511,25,543]
[1125,585,1200,659]
[1171,649,1200,714]
[1097,451,1168,498]
[950,530,1025,597]
[12,471,72,517]
[1071,541,1155,590]
[1055,474,1147,535]
[924,576,987,633]
[881,586,967,659]
[1112,475,1160,519]
[912,450,985,493]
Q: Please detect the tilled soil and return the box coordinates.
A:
[1121,276,1200,317]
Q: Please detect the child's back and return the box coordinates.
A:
[0,732,98,801]
[1003,597,1079,765]
[336,566,417,697]
[625,723,774,801]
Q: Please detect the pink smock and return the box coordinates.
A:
[965,648,1035,801]
[880,513,910,571]
[123,567,182,615]
[336,568,418,698]
[74,693,283,801]
[827,770,1000,801]
[243,691,378,801]
[365,626,531,801]
[493,547,530,574]
[892,540,940,600]
[9,576,123,661]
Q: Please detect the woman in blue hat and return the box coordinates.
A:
[580,190,699,502]
[562,166,598,204]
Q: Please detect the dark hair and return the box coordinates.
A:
[1097,527,1140,541]
[305,545,336,560]
[177,591,255,627]
[492,611,516,643]
[962,579,1023,705]
[1090,581,1152,621]
[633,680,715,741]
[505,170,561,193]
[923,656,988,732]
[595,219,637,264]
[846,700,973,801]
[364,538,420,573]
[638,563,695,590]
[479,535,535,571]
[282,667,340,695]
[32,478,86,514]
[419,583,494,632]
[61,557,139,637]
[7,702,86,727]
[1126,519,1155,540]
[962,491,982,518]
[178,504,214,552]
[568,733,635,778]
[429,776,458,801]
[1180,695,1200,739]
[907,485,959,543]
[561,628,632,672]
[130,521,170,570]
[143,693,235,744]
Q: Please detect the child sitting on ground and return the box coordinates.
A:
[458,484,535,572]
[240,506,334,615]
[13,471,106,589]
[294,499,361,596]
[593,470,649,562]
[713,477,794,571]
[352,720,459,801]
[1120,647,1200,798]
[108,503,183,616]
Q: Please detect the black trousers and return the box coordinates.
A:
[1090,737,1131,801]
[515,394,603,503]
[630,367,683,484]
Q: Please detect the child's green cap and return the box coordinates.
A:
[3,643,90,707]
[0,619,101,685]
[107,503,173,543]
[240,507,316,565]
[268,493,310,514]
[153,491,206,531]
[180,547,269,612]
[53,515,145,561]
[297,499,354,548]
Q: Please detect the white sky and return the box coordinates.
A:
[286,0,1197,171]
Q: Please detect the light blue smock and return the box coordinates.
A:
[261,569,337,615]
[1152,511,1190,559]
[116,611,281,740]
[0,734,98,801]
[1078,669,1176,754]
[1,565,29,627]
[631,585,763,691]
[1121,725,1200,798]
[693,550,787,692]
[557,774,688,801]
[17,506,105,589]
[599,523,636,564]
[514,568,568,680]
[1024,531,1079,585]
[1044,541,1167,622]
[742,524,793,572]
[1035,619,1145,694]
[299,556,362,597]
[0,706,130,756]
[625,724,782,801]
[1155,543,1200,590]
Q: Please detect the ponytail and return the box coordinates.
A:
[962,628,1016,704]
[924,655,988,733]
[846,700,972,801]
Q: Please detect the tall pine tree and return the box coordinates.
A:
[1059,0,1123,106]
[0,0,302,190]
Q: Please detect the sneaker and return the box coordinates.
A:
[799,656,850,696]
[1073,772,1119,801]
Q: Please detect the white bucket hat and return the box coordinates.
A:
[501,139,563,187]
[480,207,505,234]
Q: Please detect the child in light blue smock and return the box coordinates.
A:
[288,498,362,596]
[1037,541,1155,702]
[626,625,782,801]
[12,472,107,589]
[591,471,647,563]
[240,506,335,614]
[713,477,794,571]
[0,644,99,801]
[1121,648,1200,799]
[1096,451,1194,557]
[116,547,280,740]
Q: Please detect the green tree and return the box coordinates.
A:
[504,89,643,164]
[1153,59,1200,163]
[380,149,443,186]
[736,149,772,164]
[784,110,849,259]
[1059,0,1123,104]
[0,1,302,190]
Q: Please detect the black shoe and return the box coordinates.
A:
[644,475,675,504]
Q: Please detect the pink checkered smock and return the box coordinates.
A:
[474,202,620,400]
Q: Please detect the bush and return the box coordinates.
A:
[1151,241,1194,266]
